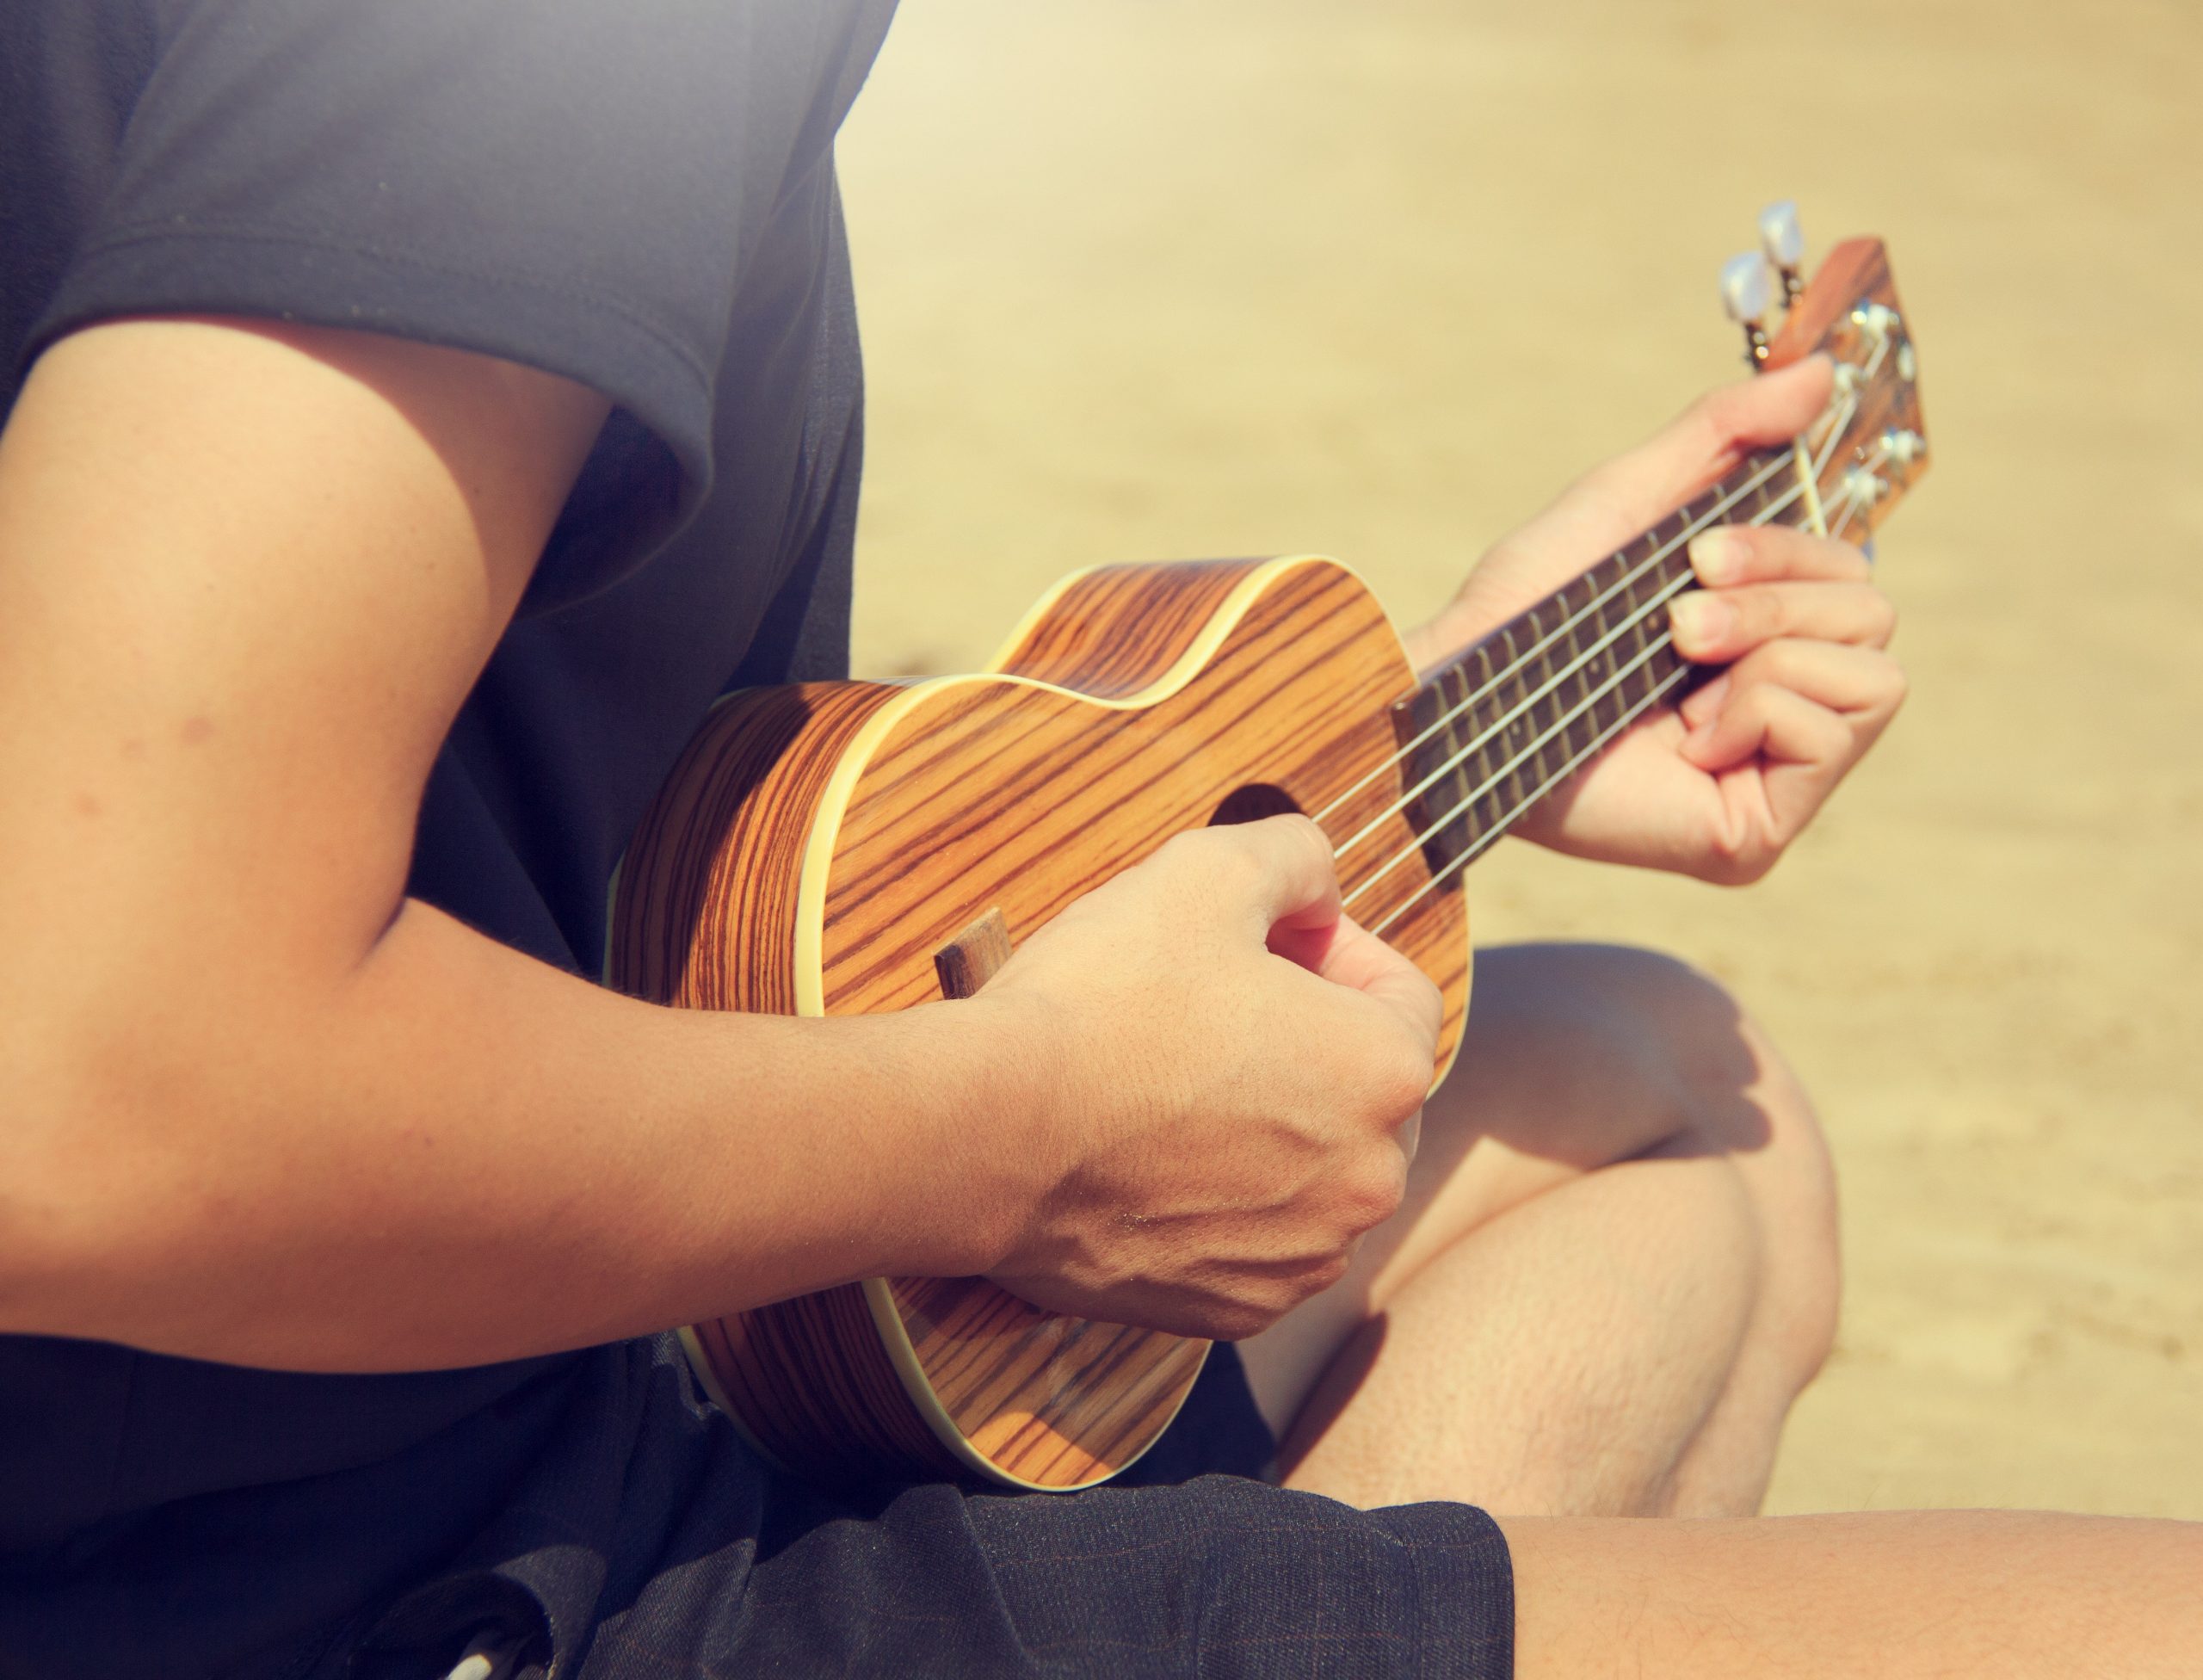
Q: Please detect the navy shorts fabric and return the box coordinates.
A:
[336,1338,1514,1680]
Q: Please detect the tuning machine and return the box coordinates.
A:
[1719,199,1808,370]
[1759,200,1805,301]
[1719,252,1779,368]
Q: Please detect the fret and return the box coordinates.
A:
[1447,648,1477,834]
[1465,642,1505,849]
[1610,540,1638,720]
[1442,661,1484,851]
[1487,622,1524,834]
[1614,547,1646,733]
[1515,617,1551,815]
[1393,446,1806,871]
[1570,562,1605,740]
[1571,578,1603,770]
[1524,603,1561,793]
[1617,534,1653,724]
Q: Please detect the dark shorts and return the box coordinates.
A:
[336,1336,1513,1680]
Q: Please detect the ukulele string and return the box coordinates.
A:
[1330,470,1811,906]
[1337,467,1817,925]
[1366,658,1697,938]
[1340,602,1696,911]
[1330,468,1810,874]
[1809,325,1893,493]
[1307,443,1804,838]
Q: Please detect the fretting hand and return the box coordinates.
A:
[1403,355,1905,885]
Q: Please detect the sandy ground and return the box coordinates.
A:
[834,1,2203,1518]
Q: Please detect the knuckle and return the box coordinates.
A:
[1162,825,1257,892]
[1387,1040,1435,1113]
[1217,1300,1277,1341]
[1702,827,1769,887]
[1358,1030,1432,1121]
[1153,828,1206,872]
[1410,969,1444,1034]
[1268,812,1333,880]
[1881,658,1911,710]
[1345,1152,1410,1232]
[1690,383,1747,443]
[1738,584,1785,638]
[1260,1252,1349,1313]
[1266,1270,1322,1319]
[1752,638,1802,683]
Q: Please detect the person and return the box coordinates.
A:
[1,5,2195,1678]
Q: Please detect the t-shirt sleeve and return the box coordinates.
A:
[29,0,859,610]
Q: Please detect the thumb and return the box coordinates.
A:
[1578,354,1835,525]
[1269,911,1442,1057]
[1692,351,1836,449]
[1196,812,1343,940]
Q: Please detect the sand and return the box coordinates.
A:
[835,0,2203,1518]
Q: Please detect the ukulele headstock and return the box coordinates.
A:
[1720,203,1928,541]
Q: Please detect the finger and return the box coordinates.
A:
[1160,812,1342,940]
[1669,579,1898,663]
[1679,670,1731,731]
[1304,915,1444,1052]
[1688,522,1871,588]
[1709,639,1908,720]
[1574,356,1835,523]
[1682,681,1854,776]
[1267,906,1442,1047]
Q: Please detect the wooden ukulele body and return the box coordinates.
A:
[608,553,1471,1490]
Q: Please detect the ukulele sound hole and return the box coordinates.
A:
[1208,782,1302,826]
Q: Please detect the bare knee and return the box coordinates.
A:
[1633,953,1840,1393]
[1726,1010,1841,1393]
[1474,942,1841,1390]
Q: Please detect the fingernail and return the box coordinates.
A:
[1669,593,1732,649]
[1688,528,1746,585]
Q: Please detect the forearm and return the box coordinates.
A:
[1,899,1053,1372]
[0,317,1429,1378]
[0,319,1061,1372]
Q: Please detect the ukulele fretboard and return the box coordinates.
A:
[1385,448,1813,892]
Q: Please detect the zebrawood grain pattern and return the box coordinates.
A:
[613,556,1467,1490]
[816,559,1468,1050]
[609,682,900,1016]
[990,558,1268,695]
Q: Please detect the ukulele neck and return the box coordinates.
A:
[1386,444,1823,881]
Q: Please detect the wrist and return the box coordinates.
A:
[876,991,1075,1278]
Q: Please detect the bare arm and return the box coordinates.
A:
[0,318,1433,1371]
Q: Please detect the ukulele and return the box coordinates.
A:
[608,207,1928,1491]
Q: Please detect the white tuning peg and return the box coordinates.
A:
[1719,251,1778,368]
[1758,200,1805,300]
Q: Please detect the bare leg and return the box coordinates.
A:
[1237,942,1839,1516]
[1503,1510,2203,1677]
